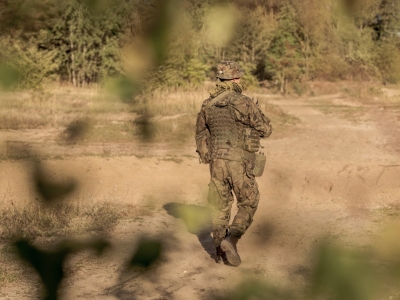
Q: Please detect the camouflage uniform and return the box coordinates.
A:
[195,61,272,250]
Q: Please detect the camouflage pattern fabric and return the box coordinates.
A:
[208,158,259,247]
[195,81,272,163]
[210,80,243,97]
[216,61,245,80]
[195,77,272,247]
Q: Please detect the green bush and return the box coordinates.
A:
[373,40,400,84]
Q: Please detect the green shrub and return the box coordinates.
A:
[373,40,400,84]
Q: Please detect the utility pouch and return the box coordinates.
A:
[243,128,260,152]
[254,153,266,177]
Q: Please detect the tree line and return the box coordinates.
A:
[0,0,399,93]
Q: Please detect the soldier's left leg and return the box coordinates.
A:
[208,159,235,248]
[219,159,257,266]
[230,159,260,236]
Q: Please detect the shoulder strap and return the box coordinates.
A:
[205,90,231,109]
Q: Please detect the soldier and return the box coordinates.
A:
[195,61,272,266]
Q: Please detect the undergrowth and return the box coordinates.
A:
[0,200,139,241]
[0,198,154,289]
[0,86,300,145]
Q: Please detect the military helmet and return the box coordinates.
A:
[216,61,245,80]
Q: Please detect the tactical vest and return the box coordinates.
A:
[243,127,260,152]
[206,94,261,160]
[207,104,239,151]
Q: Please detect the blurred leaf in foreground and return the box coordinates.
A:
[115,0,182,99]
[132,114,156,141]
[105,76,142,103]
[61,118,90,144]
[203,3,239,47]
[0,63,22,90]
[128,238,162,269]
[144,0,182,64]
[81,0,108,14]
[163,202,212,234]
[15,238,109,300]
[222,279,295,300]
[375,221,400,279]
[33,163,76,203]
[311,242,375,300]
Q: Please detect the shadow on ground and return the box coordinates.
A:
[163,202,217,261]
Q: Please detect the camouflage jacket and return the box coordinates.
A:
[195,91,272,164]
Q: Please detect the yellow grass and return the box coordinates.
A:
[0,84,300,146]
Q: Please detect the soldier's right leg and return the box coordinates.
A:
[208,160,234,249]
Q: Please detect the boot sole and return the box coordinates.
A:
[221,240,241,266]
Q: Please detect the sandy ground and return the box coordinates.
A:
[0,93,400,299]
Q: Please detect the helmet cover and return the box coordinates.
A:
[216,61,245,79]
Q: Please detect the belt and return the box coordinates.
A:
[212,148,256,161]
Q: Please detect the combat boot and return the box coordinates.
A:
[215,246,227,263]
[220,231,241,266]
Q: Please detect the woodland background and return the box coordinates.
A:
[1,0,400,95]
[1,1,400,300]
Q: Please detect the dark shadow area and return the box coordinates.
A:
[106,266,147,300]
[197,226,218,262]
[250,221,275,246]
[202,278,297,300]
[33,162,77,204]
[105,234,180,300]
[15,238,109,300]
[163,202,217,261]
[60,118,90,144]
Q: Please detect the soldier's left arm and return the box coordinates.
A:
[195,100,211,164]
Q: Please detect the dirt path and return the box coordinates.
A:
[1,95,400,299]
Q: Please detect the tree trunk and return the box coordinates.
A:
[82,35,87,87]
[70,25,76,87]
[67,63,71,84]
[305,37,309,81]
[251,41,255,63]
[72,70,77,87]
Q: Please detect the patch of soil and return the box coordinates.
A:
[1,93,400,299]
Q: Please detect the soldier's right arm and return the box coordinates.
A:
[249,103,272,138]
[232,96,272,138]
[195,100,211,164]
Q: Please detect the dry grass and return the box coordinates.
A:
[307,83,400,122]
[138,88,299,141]
[0,199,118,289]
[0,201,108,241]
[0,200,146,242]
[132,88,210,116]
[253,99,301,138]
[0,245,20,288]
[0,87,131,130]
[0,193,156,288]
[308,81,400,104]
[309,100,367,122]
[261,101,299,125]
[0,82,400,142]
[0,85,298,147]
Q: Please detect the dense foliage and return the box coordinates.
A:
[0,0,400,92]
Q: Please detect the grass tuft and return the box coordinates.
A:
[0,200,132,241]
[0,200,152,288]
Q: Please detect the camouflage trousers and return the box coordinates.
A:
[207,158,260,247]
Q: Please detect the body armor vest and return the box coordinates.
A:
[243,127,260,152]
[207,105,239,151]
[205,94,261,160]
